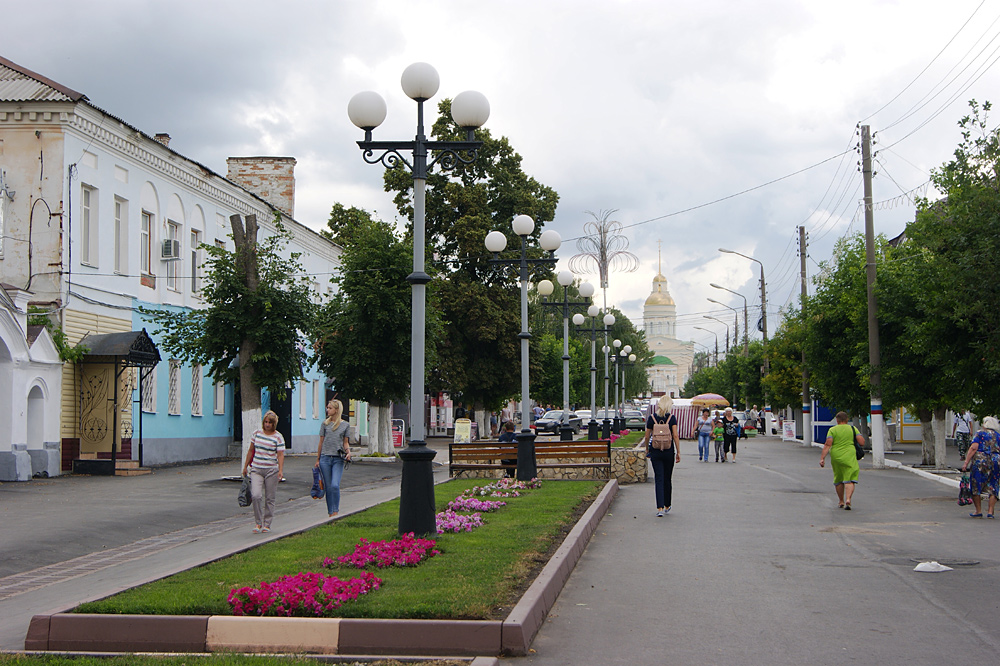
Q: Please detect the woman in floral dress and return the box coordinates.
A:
[962,416,1000,518]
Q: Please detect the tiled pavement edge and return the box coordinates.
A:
[22,479,619,658]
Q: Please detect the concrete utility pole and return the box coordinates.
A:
[799,225,811,446]
[861,126,886,468]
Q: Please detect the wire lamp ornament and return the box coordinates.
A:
[567,210,640,297]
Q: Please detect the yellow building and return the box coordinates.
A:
[642,261,693,398]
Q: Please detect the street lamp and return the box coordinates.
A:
[349,63,489,536]
[485,215,560,479]
[613,348,636,431]
[539,274,594,441]
[718,248,770,428]
[693,326,719,366]
[709,284,749,355]
[704,315,730,356]
[573,307,615,439]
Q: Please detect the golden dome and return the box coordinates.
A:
[645,272,675,306]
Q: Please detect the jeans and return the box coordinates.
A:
[318,454,346,515]
[698,432,711,460]
[648,447,676,509]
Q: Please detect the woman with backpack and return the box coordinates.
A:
[642,395,681,517]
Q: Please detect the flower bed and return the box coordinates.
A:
[325,533,439,569]
[228,571,382,617]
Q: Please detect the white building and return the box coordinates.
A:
[0,55,342,477]
[642,261,694,398]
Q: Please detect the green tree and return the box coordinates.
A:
[314,211,433,453]
[762,309,808,411]
[383,98,560,431]
[141,214,314,457]
[321,203,375,248]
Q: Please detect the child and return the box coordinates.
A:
[713,418,725,463]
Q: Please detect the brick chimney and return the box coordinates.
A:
[154,133,170,147]
[226,157,296,219]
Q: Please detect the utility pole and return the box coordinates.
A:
[861,125,885,468]
[799,225,811,446]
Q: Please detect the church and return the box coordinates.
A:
[642,257,694,398]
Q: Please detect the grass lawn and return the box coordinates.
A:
[611,431,644,447]
[74,479,602,620]
[0,656,464,666]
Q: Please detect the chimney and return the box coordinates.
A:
[154,133,171,147]
[226,157,296,219]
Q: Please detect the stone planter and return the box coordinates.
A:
[611,447,647,484]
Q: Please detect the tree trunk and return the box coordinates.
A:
[368,403,393,455]
[932,406,947,469]
[918,408,934,466]
[239,338,261,467]
[474,400,489,440]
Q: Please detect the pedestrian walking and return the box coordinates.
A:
[693,408,713,462]
[713,417,725,462]
[953,410,973,461]
[721,407,740,462]
[242,410,285,533]
[819,411,864,510]
[961,415,1000,518]
[642,395,680,517]
[314,399,352,518]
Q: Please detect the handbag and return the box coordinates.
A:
[310,466,325,500]
[852,426,865,460]
[238,476,252,507]
[958,474,973,506]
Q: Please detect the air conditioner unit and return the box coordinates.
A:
[161,239,181,260]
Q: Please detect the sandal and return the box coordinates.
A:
[844,503,851,511]
[252,526,262,533]
[970,513,983,518]
[838,503,845,509]
[988,514,995,519]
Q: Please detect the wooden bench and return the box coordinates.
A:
[449,439,612,479]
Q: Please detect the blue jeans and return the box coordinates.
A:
[318,454,346,515]
[698,432,711,460]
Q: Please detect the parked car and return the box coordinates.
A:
[622,410,646,429]
[533,410,583,435]
[576,410,591,421]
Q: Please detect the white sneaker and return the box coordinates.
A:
[656,510,664,517]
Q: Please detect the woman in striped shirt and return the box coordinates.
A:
[242,410,285,533]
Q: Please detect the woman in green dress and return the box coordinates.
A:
[819,411,864,510]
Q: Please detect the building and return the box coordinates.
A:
[642,258,694,398]
[0,55,343,477]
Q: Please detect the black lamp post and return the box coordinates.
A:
[611,343,633,432]
[539,272,593,441]
[573,307,615,439]
[485,216,561,479]
[348,63,489,536]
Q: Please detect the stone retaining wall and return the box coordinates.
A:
[451,449,647,484]
[611,447,648,484]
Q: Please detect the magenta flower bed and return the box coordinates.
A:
[435,510,484,533]
[325,533,440,569]
[460,477,542,499]
[228,570,382,617]
[447,496,507,513]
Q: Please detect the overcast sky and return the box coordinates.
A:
[8,0,999,353]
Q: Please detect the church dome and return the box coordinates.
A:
[644,272,675,306]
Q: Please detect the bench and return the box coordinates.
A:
[449,439,612,479]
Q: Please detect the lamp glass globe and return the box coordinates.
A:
[588,305,600,317]
[539,229,561,251]
[557,270,574,286]
[537,279,554,296]
[629,354,637,362]
[572,313,585,326]
[347,91,387,130]
[401,62,440,101]
[613,339,622,348]
[451,90,490,128]
[484,230,507,253]
[512,214,534,236]
[603,314,615,326]
[579,282,595,298]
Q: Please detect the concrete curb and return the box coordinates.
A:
[24,479,619,658]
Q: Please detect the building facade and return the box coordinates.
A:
[0,55,342,476]
[642,264,694,398]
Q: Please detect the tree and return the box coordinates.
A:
[383,98,560,433]
[142,214,315,459]
[314,211,434,454]
[321,203,375,248]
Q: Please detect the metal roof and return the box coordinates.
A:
[80,329,161,367]
[0,55,86,102]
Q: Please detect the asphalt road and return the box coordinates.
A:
[501,436,1000,666]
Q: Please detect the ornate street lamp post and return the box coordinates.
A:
[349,63,489,536]
[617,348,637,428]
[538,273,594,441]
[485,215,560,479]
[573,307,615,439]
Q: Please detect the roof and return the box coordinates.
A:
[0,55,86,102]
[650,355,676,365]
[645,272,675,306]
[79,329,161,367]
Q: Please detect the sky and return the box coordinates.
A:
[7,0,1000,355]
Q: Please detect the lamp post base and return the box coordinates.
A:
[587,419,599,440]
[397,441,437,537]
[601,419,611,440]
[515,430,538,480]
[559,424,575,441]
[612,418,621,434]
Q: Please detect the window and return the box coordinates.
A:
[140,211,153,275]
[168,359,181,415]
[299,380,308,419]
[166,220,180,291]
[313,380,320,419]
[114,197,129,274]
[141,367,157,413]
[214,381,226,415]
[190,230,202,293]
[191,364,203,416]
[80,185,98,266]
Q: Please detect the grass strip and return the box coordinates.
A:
[75,479,602,619]
[611,431,644,447]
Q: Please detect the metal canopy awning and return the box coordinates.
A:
[77,329,161,472]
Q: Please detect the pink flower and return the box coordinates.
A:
[325,533,440,569]
[228,571,382,617]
